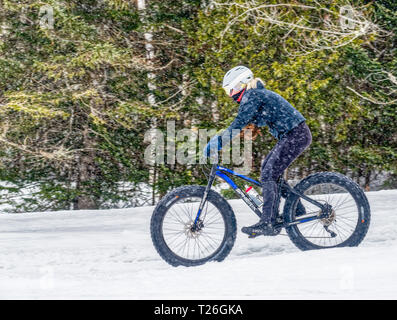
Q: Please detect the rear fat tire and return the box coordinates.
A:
[150,185,237,267]
[283,172,371,251]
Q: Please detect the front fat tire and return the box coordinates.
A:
[150,185,237,267]
[284,172,371,251]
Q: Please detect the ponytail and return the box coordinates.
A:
[245,78,265,90]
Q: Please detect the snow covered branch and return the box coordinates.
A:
[208,0,395,105]
[209,0,385,54]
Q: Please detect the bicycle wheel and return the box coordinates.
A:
[284,172,371,250]
[150,185,237,267]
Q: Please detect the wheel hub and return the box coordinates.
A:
[320,208,336,227]
[184,220,204,238]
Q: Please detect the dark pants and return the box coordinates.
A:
[260,121,312,223]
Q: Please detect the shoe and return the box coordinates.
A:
[241,221,281,238]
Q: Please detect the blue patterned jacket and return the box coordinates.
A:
[204,82,305,157]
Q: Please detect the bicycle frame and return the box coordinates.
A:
[194,163,330,229]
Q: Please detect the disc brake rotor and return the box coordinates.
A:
[184,220,204,239]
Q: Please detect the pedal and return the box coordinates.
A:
[248,232,260,239]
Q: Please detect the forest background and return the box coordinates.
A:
[0,0,395,212]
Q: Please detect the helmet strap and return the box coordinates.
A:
[236,88,246,103]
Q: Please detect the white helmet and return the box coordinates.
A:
[222,66,254,96]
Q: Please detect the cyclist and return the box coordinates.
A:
[204,66,312,237]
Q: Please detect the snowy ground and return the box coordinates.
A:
[0,189,396,299]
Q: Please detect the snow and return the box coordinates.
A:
[0,189,396,299]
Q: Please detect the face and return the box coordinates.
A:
[224,81,245,97]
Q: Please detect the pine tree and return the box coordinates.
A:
[0,1,154,211]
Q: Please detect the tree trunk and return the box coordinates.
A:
[74,127,98,210]
[357,166,363,187]
[137,0,158,205]
[364,169,371,191]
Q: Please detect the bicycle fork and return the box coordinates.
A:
[193,164,217,227]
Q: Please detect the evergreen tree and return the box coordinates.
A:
[0,1,154,211]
